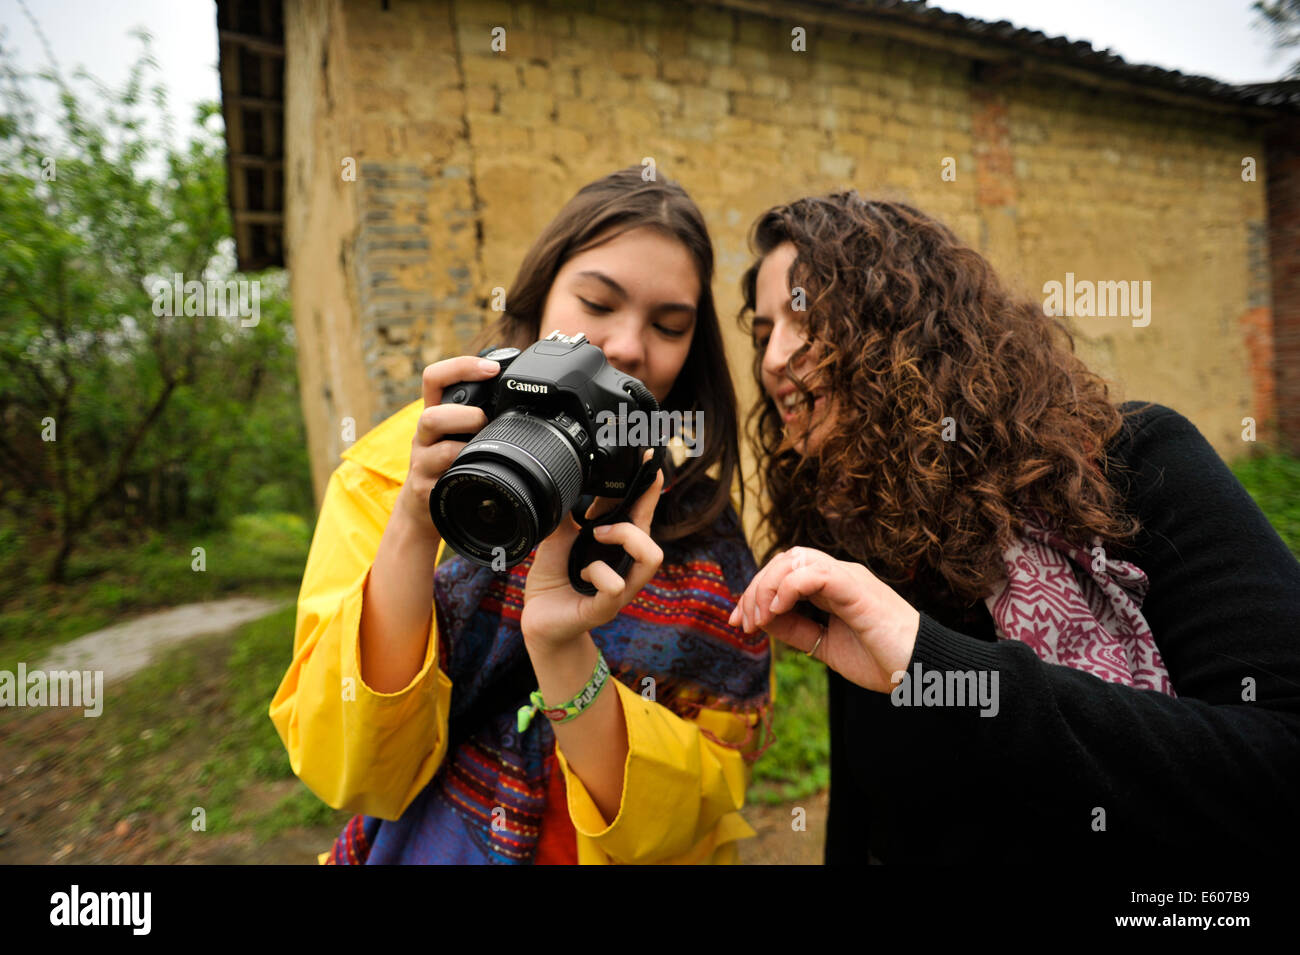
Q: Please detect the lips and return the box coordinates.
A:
[773,386,824,423]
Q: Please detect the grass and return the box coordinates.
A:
[0,511,312,676]
[750,644,831,804]
[0,605,351,861]
[206,606,347,840]
[1230,449,1300,558]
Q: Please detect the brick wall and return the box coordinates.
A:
[1266,120,1300,454]
[284,0,1279,506]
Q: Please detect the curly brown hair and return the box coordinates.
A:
[739,192,1155,610]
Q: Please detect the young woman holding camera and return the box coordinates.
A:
[731,192,1300,863]
[269,166,770,864]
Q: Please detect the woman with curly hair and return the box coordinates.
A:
[730,192,1300,863]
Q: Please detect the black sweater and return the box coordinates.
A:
[824,401,1300,863]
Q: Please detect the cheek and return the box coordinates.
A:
[651,340,691,398]
[538,297,585,339]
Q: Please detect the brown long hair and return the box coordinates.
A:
[471,165,741,545]
[739,192,1154,607]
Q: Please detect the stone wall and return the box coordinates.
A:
[284,0,1276,512]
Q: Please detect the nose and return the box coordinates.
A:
[594,317,646,377]
[761,319,805,386]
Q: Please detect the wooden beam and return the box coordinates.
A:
[221,94,285,112]
[217,29,285,58]
[232,210,284,225]
[230,154,285,168]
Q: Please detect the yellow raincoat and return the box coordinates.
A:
[269,398,771,864]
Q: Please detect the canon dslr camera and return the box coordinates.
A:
[429,331,664,593]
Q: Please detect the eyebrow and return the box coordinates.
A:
[576,270,697,318]
[576,270,627,299]
[753,289,801,324]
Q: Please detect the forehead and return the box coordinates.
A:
[561,226,699,299]
[755,242,798,310]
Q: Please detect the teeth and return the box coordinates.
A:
[782,394,799,409]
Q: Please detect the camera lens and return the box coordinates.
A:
[434,466,535,559]
[467,494,517,543]
[430,411,586,567]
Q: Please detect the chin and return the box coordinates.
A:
[781,416,833,459]
[781,428,821,459]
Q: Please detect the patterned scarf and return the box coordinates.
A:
[984,508,1175,695]
[325,500,771,864]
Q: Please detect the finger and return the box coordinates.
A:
[591,522,663,572]
[728,550,784,628]
[414,404,489,446]
[729,561,768,631]
[584,496,618,520]
[411,440,470,481]
[422,355,501,408]
[585,453,662,524]
[626,464,665,531]
[728,578,753,627]
[769,559,860,623]
[746,549,797,630]
[739,550,795,633]
[754,548,818,628]
[728,561,755,626]
[736,564,768,632]
[761,609,826,655]
[769,564,828,619]
[589,526,662,604]
[580,559,625,597]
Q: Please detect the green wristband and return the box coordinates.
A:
[517,651,610,733]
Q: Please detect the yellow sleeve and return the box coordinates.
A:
[268,460,454,821]
[554,677,767,864]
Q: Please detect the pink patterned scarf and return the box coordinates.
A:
[983,509,1176,696]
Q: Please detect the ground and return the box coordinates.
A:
[0,605,825,865]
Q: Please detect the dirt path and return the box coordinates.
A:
[35,596,290,684]
[738,792,827,864]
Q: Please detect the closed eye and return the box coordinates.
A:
[578,297,612,314]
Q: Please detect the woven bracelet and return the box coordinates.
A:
[516,650,610,733]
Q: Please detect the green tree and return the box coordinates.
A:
[0,29,309,584]
[1255,0,1300,78]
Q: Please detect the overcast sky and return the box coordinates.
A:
[0,0,1287,147]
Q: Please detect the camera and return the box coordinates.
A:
[429,331,664,589]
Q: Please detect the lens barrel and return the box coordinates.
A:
[430,411,586,567]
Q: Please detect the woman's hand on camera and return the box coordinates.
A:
[521,461,665,652]
[396,355,501,537]
[728,546,920,694]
